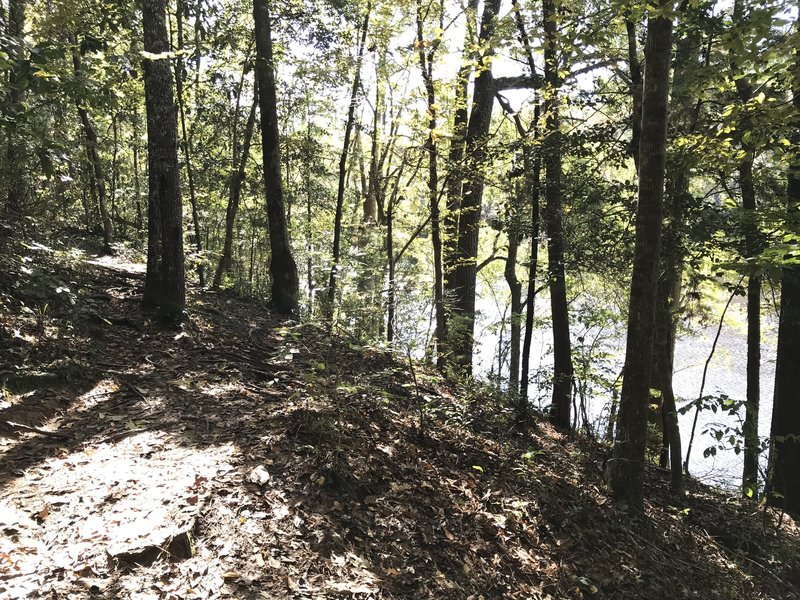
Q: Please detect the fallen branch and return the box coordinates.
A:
[0,420,71,440]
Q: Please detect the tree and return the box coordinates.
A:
[141,0,185,321]
[729,0,764,499]
[652,6,705,495]
[253,0,300,314]
[174,0,204,286]
[4,0,27,219]
[447,0,502,372]
[325,3,370,322]
[609,0,674,511]
[767,0,800,515]
[542,0,573,428]
[415,0,446,370]
[213,85,258,289]
[69,32,114,254]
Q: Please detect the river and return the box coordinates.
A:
[472,289,778,490]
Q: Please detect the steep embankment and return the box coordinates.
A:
[0,237,798,599]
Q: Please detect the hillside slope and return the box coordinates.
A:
[1,237,798,599]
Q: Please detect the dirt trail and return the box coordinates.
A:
[0,243,798,599]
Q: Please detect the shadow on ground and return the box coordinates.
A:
[0,243,798,599]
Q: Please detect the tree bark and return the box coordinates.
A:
[175,0,204,286]
[510,6,541,406]
[652,13,703,495]
[443,0,480,303]
[416,0,446,370]
[626,17,643,172]
[448,0,502,373]
[505,194,522,395]
[4,0,26,220]
[609,1,673,511]
[326,4,371,319]
[253,0,300,314]
[731,0,762,498]
[142,0,186,321]
[520,103,541,405]
[543,0,573,428]
[739,147,761,498]
[214,88,258,289]
[70,33,114,254]
[495,93,532,404]
[767,0,800,515]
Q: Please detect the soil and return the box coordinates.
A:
[0,236,798,599]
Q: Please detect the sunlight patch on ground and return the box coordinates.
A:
[70,378,120,412]
[0,431,237,597]
[86,255,146,275]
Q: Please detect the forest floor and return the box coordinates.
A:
[0,233,799,600]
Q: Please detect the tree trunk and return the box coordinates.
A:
[767,1,800,515]
[626,17,643,172]
[505,194,522,395]
[542,0,573,428]
[509,5,540,409]
[740,153,761,497]
[448,0,502,373]
[416,0,446,370]
[520,102,541,403]
[387,192,396,343]
[214,88,258,289]
[142,0,186,321]
[731,0,762,498]
[111,113,119,228]
[4,0,26,220]
[652,14,703,495]
[364,67,382,224]
[495,94,533,403]
[609,1,673,511]
[253,0,300,314]
[70,33,114,254]
[326,4,371,319]
[174,0,204,286]
[443,0,480,303]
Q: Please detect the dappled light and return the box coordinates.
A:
[2,0,800,597]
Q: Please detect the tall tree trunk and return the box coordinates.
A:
[626,16,643,172]
[739,144,761,498]
[142,0,186,321]
[4,0,26,220]
[386,192,396,343]
[495,93,531,402]
[443,0,480,304]
[448,0,502,373]
[416,0,446,370]
[214,88,258,289]
[111,113,119,228]
[175,0,204,286]
[609,1,674,511]
[326,4,371,319]
[70,33,114,254]
[364,65,382,224]
[510,7,541,405]
[132,107,144,232]
[505,193,522,395]
[542,0,573,428]
[520,105,541,404]
[653,14,703,495]
[253,0,300,314]
[767,0,800,515]
[731,0,762,498]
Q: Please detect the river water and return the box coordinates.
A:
[472,290,778,490]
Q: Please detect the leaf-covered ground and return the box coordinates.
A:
[1,235,799,599]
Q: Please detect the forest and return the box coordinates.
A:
[1,0,800,597]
